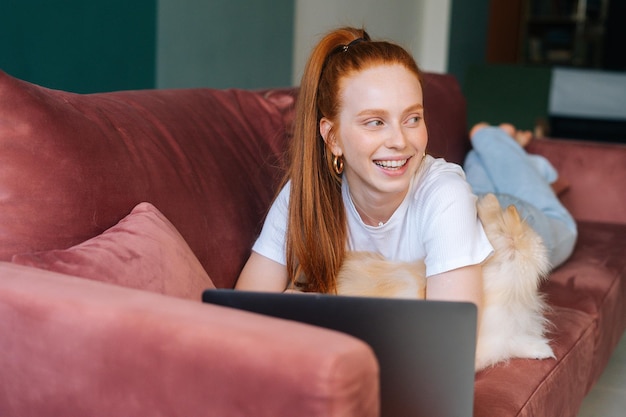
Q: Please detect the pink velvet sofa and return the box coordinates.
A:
[0,69,624,417]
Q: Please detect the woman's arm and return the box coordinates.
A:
[426,264,484,326]
[235,251,289,292]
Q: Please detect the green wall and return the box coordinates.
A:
[464,64,552,131]
[0,0,294,93]
[447,0,490,89]
[157,0,295,90]
[447,1,553,131]
[0,0,156,93]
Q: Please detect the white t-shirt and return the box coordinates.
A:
[252,155,493,278]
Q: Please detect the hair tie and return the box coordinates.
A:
[329,37,368,57]
[342,37,367,52]
[322,35,370,74]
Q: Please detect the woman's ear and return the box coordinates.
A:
[320,117,342,156]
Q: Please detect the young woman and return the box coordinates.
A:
[236,27,493,316]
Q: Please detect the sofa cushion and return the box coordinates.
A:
[421,73,470,165]
[541,221,626,385]
[474,306,595,417]
[11,202,214,301]
[527,138,626,225]
[543,222,626,314]
[0,70,290,288]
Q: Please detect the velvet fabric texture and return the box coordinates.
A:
[527,138,626,225]
[0,262,380,417]
[0,71,291,288]
[12,202,214,301]
[543,222,626,386]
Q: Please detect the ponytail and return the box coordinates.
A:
[284,27,421,293]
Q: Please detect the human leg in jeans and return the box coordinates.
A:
[464,123,577,268]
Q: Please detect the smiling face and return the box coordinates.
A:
[320,63,428,217]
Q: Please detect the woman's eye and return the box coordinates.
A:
[366,120,384,127]
[407,116,422,125]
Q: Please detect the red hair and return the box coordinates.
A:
[285,27,423,293]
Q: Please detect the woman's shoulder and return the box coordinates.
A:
[273,180,291,202]
[410,156,475,207]
[263,180,291,217]
[415,155,467,188]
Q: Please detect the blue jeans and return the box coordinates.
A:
[464,126,577,269]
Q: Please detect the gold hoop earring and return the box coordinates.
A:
[333,155,344,175]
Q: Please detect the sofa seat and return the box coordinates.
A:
[475,220,626,416]
[475,306,595,417]
[543,221,626,386]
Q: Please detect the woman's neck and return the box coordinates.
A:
[349,189,407,227]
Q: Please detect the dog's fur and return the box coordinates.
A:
[336,193,555,371]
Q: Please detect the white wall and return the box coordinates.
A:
[292,0,451,84]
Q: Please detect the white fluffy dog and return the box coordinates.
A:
[336,193,555,371]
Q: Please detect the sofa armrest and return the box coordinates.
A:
[528,138,626,225]
[0,262,379,417]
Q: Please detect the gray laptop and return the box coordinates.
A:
[202,289,477,417]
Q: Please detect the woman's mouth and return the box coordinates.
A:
[374,157,410,170]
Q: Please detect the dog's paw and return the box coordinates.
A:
[513,339,556,360]
[474,356,499,372]
[474,338,556,371]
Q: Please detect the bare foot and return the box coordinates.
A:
[499,123,533,147]
[469,122,489,139]
[498,123,516,137]
[514,130,533,148]
[470,122,533,147]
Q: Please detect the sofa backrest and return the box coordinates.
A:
[0,70,467,288]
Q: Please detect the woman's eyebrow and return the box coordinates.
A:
[355,108,387,118]
[355,103,423,118]
[404,103,424,113]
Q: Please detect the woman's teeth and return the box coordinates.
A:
[375,159,408,169]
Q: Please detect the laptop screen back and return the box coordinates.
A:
[203,289,476,417]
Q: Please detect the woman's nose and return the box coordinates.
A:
[385,125,408,149]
